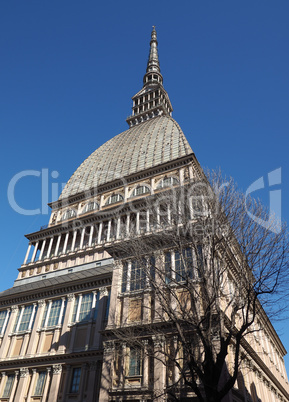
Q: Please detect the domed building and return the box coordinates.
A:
[0,28,288,402]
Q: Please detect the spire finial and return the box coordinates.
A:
[126,28,173,127]
[146,26,160,76]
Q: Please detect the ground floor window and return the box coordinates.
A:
[2,374,14,398]
[70,367,81,393]
[34,371,46,395]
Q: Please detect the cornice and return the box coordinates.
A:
[0,349,103,370]
[0,275,111,307]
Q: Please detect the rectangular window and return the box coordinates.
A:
[0,310,8,334]
[70,367,81,393]
[130,260,145,291]
[2,375,14,398]
[175,250,185,282]
[129,348,141,376]
[42,300,65,327]
[14,305,35,332]
[72,293,94,323]
[78,293,93,322]
[175,248,193,282]
[34,372,46,395]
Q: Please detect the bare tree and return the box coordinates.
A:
[104,170,289,402]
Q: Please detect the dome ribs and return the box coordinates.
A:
[59,116,193,201]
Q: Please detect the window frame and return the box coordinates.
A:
[128,347,142,377]
[70,367,82,394]
[130,185,150,198]
[82,201,99,214]
[157,176,179,189]
[2,375,14,398]
[62,209,77,220]
[34,371,46,396]
[105,193,124,206]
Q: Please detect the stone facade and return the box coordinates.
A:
[0,28,288,402]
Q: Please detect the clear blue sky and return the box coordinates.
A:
[1,0,289,363]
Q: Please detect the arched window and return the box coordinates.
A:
[62,209,77,220]
[157,176,179,189]
[83,201,99,214]
[105,193,124,206]
[131,185,150,198]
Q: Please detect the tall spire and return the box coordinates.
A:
[144,26,161,80]
[126,27,173,127]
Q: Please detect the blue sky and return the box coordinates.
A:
[1,0,289,364]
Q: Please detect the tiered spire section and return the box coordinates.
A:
[126,27,173,127]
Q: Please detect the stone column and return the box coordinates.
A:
[9,370,19,402]
[126,260,132,292]
[152,335,165,401]
[142,339,149,389]
[26,368,37,401]
[58,294,75,353]
[78,363,88,402]
[47,364,62,402]
[80,227,85,249]
[26,300,44,355]
[136,211,140,234]
[107,220,111,242]
[146,209,150,232]
[88,225,94,247]
[0,372,7,396]
[47,237,54,258]
[92,288,108,349]
[167,204,171,225]
[126,213,130,237]
[71,230,77,251]
[41,367,51,401]
[156,206,160,226]
[173,336,180,385]
[0,305,18,358]
[116,217,121,239]
[54,234,61,256]
[14,367,29,401]
[31,241,39,263]
[99,342,114,402]
[61,365,72,399]
[39,239,47,261]
[62,232,69,254]
[97,222,103,244]
[86,362,97,402]
[24,243,32,264]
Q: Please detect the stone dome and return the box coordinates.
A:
[59,116,193,200]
